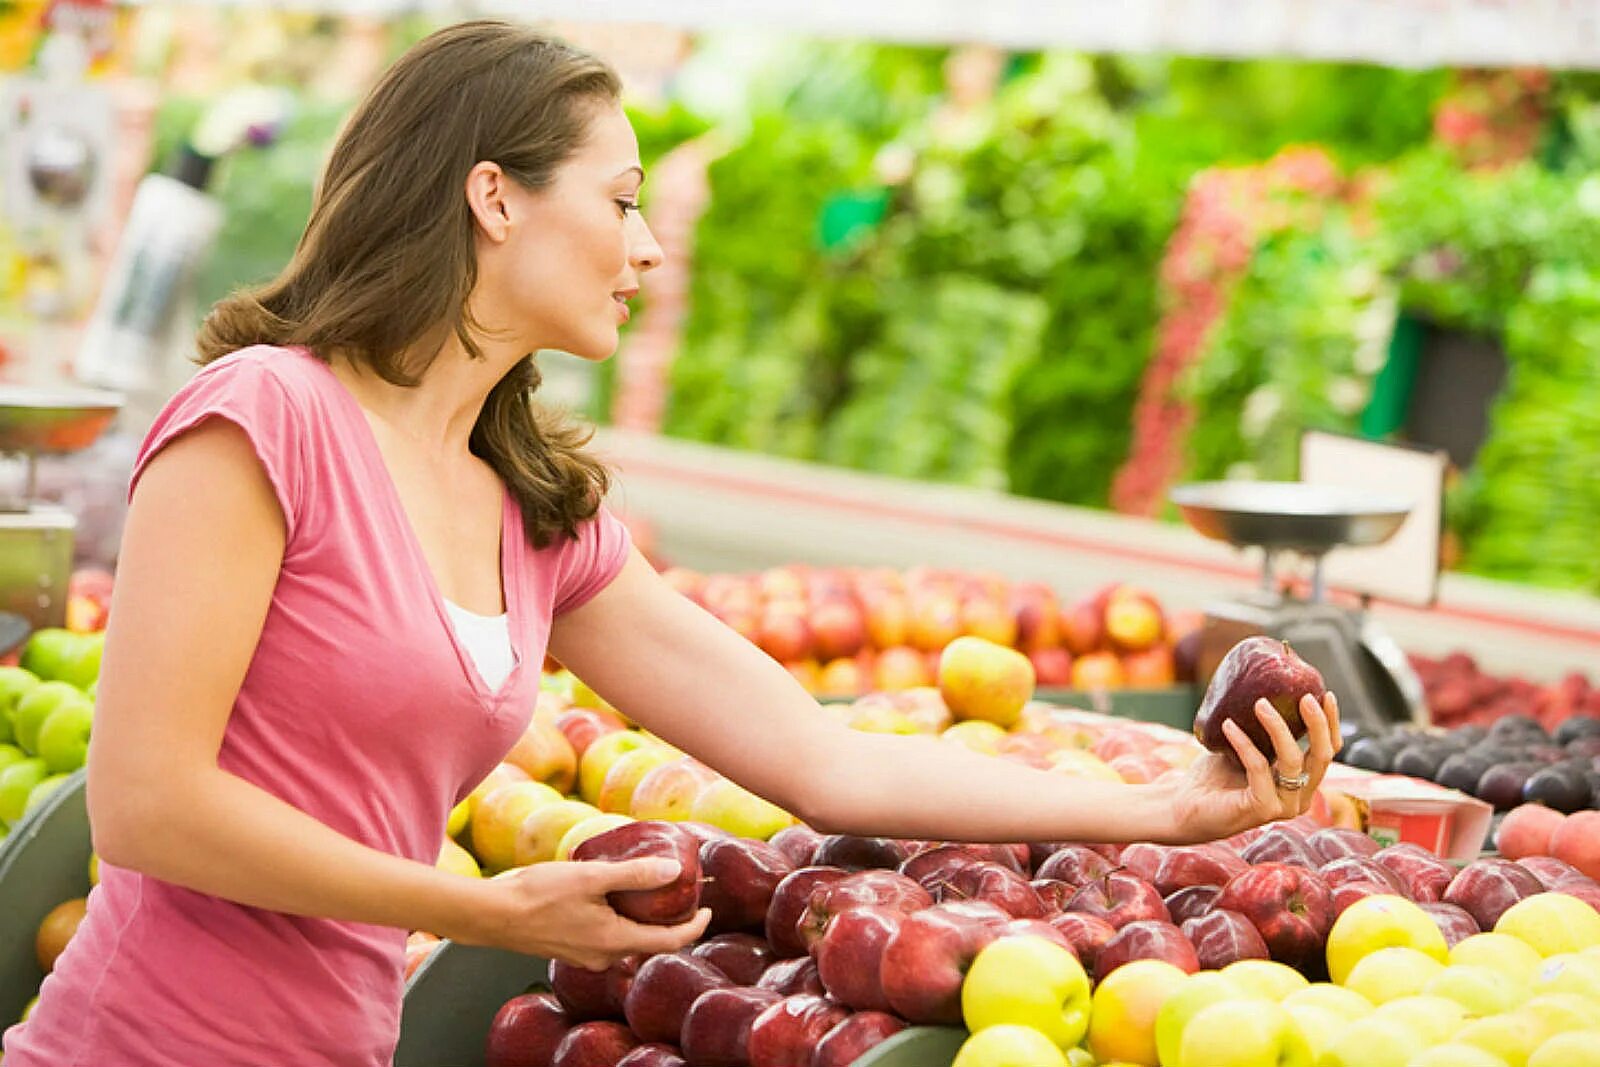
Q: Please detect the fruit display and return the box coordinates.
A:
[1410,652,1598,731]
[0,634,102,840]
[657,564,1200,696]
[1340,714,1600,813]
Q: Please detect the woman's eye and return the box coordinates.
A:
[615,199,638,216]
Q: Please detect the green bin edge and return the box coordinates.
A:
[0,768,92,1029]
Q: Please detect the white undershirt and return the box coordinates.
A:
[443,599,516,691]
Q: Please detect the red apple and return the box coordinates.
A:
[1442,858,1544,930]
[1329,879,1395,917]
[879,902,1009,1025]
[1319,856,1407,895]
[551,955,643,1021]
[1031,878,1073,913]
[1373,844,1456,903]
[863,592,910,649]
[679,986,782,1067]
[999,918,1078,954]
[572,822,702,926]
[691,933,777,986]
[1517,855,1592,889]
[1063,872,1171,929]
[769,826,826,868]
[796,870,932,953]
[1496,804,1567,860]
[1192,637,1325,756]
[1035,845,1114,887]
[1163,885,1222,925]
[933,862,1046,919]
[765,868,848,958]
[1027,648,1075,688]
[1550,810,1600,880]
[814,903,904,1011]
[1181,909,1270,970]
[700,837,795,935]
[1241,825,1318,870]
[615,1046,685,1067]
[551,1021,639,1067]
[899,844,1020,892]
[810,599,866,662]
[1121,646,1177,688]
[757,610,814,663]
[1215,863,1333,966]
[1048,912,1117,976]
[1418,901,1481,948]
[873,646,933,691]
[1116,843,1168,883]
[756,957,826,998]
[486,992,572,1067]
[557,709,623,761]
[908,594,963,653]
[1305,827,1381,864]
[624,953,735,1045]
[1095,920,1199,979]
[811,835,910,871]
[1061,588,1112,655]
[746,994,850,1067]
[810,1012,907,1067]
[1152,845,1247,896]
[1012,585,1061,651]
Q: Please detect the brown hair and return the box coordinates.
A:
[197,20,618,547]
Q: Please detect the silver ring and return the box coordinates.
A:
[1274,770,1310,791]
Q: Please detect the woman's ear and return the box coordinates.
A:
[465,161,512,241]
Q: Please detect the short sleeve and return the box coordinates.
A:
[552,505,633,615]
[129,353,307,543]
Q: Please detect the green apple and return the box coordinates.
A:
[688,778,794,840]
[963,935,1091,1050]
[1177,1000,1310,1067]
[1409,1043,1514,1067]
[20,629,84,683]
[1528,1030,1600,1067]
[58,632,103,691]
[1425,964,1527,1015]
[951,1024,1069,1067]
[576,730,654,805]
[1281,983,1374,1021]
[1319,1016,1426,1067]
[1498,894,1600,957]
[553,812,632,862]
[1221,959,1310,1000]
[0,666,40,740]
[1155,971,1255,1067]
[0,757,49,825]
[1343,946,1446,1005]
[1531,954,1600,1001]
[23,773,72,817]
[12,682,89,755]
[1372,994,1468,1044]
[0,743,28,772]
[1455,1011,1552,1067]
[1454,934,1546,987]
[36,700,92,774]
[1327,894,1449,985]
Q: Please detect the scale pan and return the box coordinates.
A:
[0,387,123,456]
[1170,481,1413,554]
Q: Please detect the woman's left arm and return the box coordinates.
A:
[548,551,1339,846]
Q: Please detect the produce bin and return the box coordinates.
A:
[0,769,91,1028]
[397,939,968,1067]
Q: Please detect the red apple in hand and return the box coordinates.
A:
[814,903,905,1012]
[691,933,777,986]
[933,862,1047,919]
[572,821,702,925]
[551,955,643,1021]
[1442,858,1544,930]
[624,953,734,1045]
[1063,872,1171,929]
[552,1021,639,1067]
[1216,863,1333,966]
[1035,846,1114,887]
[486,992,571,1067]
[1373,844,1456,903]
[879,902,1009,1025]
[766,868,848,958]
[680,986,782,1067]
[700,837,795,934]
[1181,909,1270,970]
[757,957,826,998]
[1153,845,1247,896]
[1095,920,1199,979]
[747,995,850,1067]
[1192,637,1325,757]
[810,1012,907,1067]
[1048,913,1117,977]
[1164,885,1222,925]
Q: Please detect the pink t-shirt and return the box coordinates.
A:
[4,346,631,1067]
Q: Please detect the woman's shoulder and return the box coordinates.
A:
[192,344,336,412]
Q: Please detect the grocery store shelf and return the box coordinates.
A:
[597,429,1600,683]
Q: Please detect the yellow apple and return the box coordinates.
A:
[513,799,602,867]
[1409,1043,1515,1067]
[1319,1016,1426,1067]
[1065,1048,1095,1067]
[1086,959,1189,1067]
[963,936,1091,1051]
[1327,895,1449,985]
[1154,971,1255,1067]
[1282,1004,1349,1062]
[1373,994,1468,1043]
[1497,895,1600,958]
[446,799,470,838]
[1049,749,1124,783]
[1344,947,1446,1005]
[1281,983,1373,1021]
[1454,934,1546,987]
[437,838,481,878]
[1425,964,1527,1016]
[942,720,1009,755]
[951,1024,1069,1067]
[1221,959,1310,1001]
[1519,994,1600,1035]
[629,758,716,822]
[1528,1030,1600,1067]
[554,813,633,861]
[1456,1011,1552,1067]
[689,779,794,840]
[1176,1000,1311,1067]
[596,746,677,815]
[464,762,531,820]
[577,730,655,806]
[1531,955,1600,1001]
[88,851,99,887]
[469,780,563,872]
[503,719,578,795]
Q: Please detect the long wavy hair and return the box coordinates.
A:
[197,20,618,547]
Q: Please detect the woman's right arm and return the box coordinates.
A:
[88,420,705,969]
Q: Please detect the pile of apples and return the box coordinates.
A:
[0,631,103,838]
[659,564,1197,696]
[1411,651,1598,732]
[1496,806,1600,882]
[479,813,1600,1067]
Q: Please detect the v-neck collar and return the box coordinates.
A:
[302,348,526,708]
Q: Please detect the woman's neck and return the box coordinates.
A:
[331,336,523,453]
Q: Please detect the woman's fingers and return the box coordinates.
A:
[1323,692,1342,752]
[1255,699,1305,780]
[1223,718,1278,815]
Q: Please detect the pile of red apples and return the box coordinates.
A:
[1411,651,1598,732]
[659,564,1198,697]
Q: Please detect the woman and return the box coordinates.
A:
[5,21,1339,1067]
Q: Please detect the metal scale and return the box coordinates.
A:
[1170,479,1430,735]
[0,386,122,633]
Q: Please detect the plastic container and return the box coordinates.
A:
[0,769,91,1027]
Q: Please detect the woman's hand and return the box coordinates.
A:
[1166,693,1342,845]
[457,858,711,969]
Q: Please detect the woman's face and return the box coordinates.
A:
[471,102,663,361]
